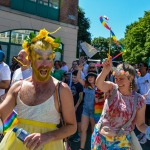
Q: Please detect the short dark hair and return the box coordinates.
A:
[54,60,62,67]
[139,62,148,71]
[72,70,78,76]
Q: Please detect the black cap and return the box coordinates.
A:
[86,71,97,78]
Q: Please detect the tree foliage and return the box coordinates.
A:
[123,11,150,64]
[91,37,123,61]
[77,7,91,57]
[78,7,91,43]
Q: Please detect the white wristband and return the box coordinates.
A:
[0,119,3,134]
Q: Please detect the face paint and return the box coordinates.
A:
[31,48,54,82]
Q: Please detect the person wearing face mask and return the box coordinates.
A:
[0,29,76,150]
[91,58,150,150]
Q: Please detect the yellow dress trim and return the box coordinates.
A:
[0,118,64,150]
[18,118,57,129]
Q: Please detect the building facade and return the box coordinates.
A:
[0,0,78,67]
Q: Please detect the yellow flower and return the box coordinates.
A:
[38,29,49,38]
[52,42,60,48]
[117,135,130,148]
[32,37,38,43]
[117,135,126,141]
[36,35,43,40]
[45,36,54,44]
[105,136,114,142]
[118,140,130,148]
[22,41,28,49]
[22,41,29,54]
[50,53,56,59]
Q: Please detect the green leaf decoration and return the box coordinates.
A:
[54,37,61,43]
[24,36,28,40]
[29,32,36,39]
[54,48,63,54]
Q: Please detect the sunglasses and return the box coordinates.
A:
[89,67,95,69]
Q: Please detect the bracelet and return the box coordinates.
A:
[0,118,3,134]
[145,126,150,140]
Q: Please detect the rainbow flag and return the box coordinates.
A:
[3,111,18,132]
[94,89,105,123]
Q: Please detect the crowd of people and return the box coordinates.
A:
[0,28,150,150]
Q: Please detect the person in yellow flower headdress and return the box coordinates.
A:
[0,29,76,150]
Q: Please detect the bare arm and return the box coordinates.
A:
[0,80,10,89]
[77,64,85,86]
[0,81,21,121]
[95,59,113,93]
[136,104,148,133]
[75,92,83,111]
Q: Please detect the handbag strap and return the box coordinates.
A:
[57,81,65,126]
[117,93,138,136]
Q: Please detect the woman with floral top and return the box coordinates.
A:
[91,58,150,149]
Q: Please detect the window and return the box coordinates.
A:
[49,0,59,9]
[0,32,10,43]
[30,0,37,2]
[38,0,49,6]
[11,30,34,44]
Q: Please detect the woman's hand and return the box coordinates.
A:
[100,126,117,137]
[24,133,50,150]
[102,58,112,75]
[78,64,83,71]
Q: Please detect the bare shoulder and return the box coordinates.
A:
[9,80,24,94]
[52,77,70,91]
[59,81,71,93]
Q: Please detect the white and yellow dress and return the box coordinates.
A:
[0,92,64,150]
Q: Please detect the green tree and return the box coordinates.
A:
[77,7,91,57]
[91,37,123,61]
[123,11,150,64]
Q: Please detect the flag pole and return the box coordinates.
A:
[108,28,111,59]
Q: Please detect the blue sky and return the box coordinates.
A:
[79,0,150,40]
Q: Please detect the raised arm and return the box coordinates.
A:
[95,58,113,93]
[77,65,85,86]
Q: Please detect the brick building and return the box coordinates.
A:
[0,0,78,67]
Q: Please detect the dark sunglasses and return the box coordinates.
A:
[89,66,95,69]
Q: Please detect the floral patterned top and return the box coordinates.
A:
[102,83,145,135]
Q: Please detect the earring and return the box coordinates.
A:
[130,82,132,92]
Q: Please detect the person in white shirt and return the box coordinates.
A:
[61,61,68,72]
[79,56,89,76]
[0,50,11,97]
[11,49,32,85]
[68,60,85,88]
[137,62,150,144]
[137,63,150,121]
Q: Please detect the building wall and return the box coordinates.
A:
[0,5,78,68]
[60,0,78,26]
